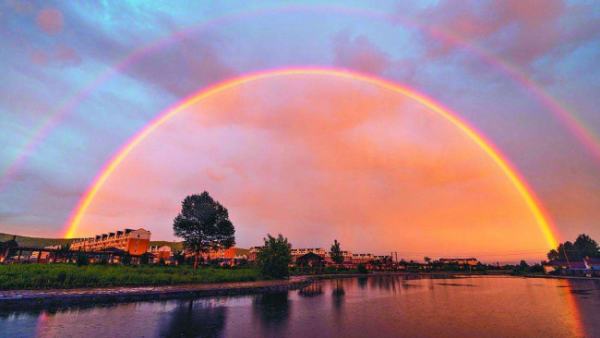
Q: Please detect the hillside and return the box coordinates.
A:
[0,233,77,248]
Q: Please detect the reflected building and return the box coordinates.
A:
[299,283,324,297]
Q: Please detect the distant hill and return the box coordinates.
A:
[0,233,77,248]
[0,233,248,253]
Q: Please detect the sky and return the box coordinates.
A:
[1,1,600,261]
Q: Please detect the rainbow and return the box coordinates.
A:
[2,5,600,195]
[63,67,559,250]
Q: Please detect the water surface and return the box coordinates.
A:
[1,276,599,337]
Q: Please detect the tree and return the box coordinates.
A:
[330,239,344,265]
[519,260,529,269]
[257,234,292,279]
[173,250,186,265]
[173,192,235,269]
[357,263,368,274]
[424,256,432,264]
[547,233,600,261]
[574,234,599,258]
[76,252,89,266]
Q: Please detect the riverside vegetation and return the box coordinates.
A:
[0,264,261,290]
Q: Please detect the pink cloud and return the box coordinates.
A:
[30,45,81,67]
[36,8,64,35]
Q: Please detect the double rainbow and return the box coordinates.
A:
[63,67,559,250]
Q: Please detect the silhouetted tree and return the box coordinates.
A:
[574,234,599,258]
[330,239,344,265]
[173,192,235,269]
[173,250,186,265]
[257,234,291,279]
[76,252,89,266]
[357,263,368,274]
[547,233,600,261]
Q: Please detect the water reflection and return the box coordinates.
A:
[1,276,599,338]
[357,276,368,289]
[299,282,323,297]
[252,292,290,336]
[332,280,345,312]
[159,300,227,338]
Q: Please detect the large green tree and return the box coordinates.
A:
[173,192,235,269]
[257,234,292,279]
[330,239,344,265]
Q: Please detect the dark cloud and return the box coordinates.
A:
[397,0,600,67]
[332,31,391,75]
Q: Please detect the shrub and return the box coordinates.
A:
[357,263,368,274]
[121,254,132,265]
[76,252,89,266]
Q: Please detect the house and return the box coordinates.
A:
[247,246,261,262]
[296,252,325,267]
[544,259,596,277]
[148,245,172,263]
[291,248,327,259]
[0,236,18,263]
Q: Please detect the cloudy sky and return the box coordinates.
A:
[1,1,599,260]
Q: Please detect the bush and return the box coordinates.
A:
[357,263,368,274]
[76,252,89,266]
[122,254,132,265]
[257,234,292,279]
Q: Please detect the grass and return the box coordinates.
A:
[0,264,262,290]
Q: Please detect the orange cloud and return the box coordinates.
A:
[75,75,549,261]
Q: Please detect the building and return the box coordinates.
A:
[291,248,327,258]
[148,245,172,262]
[545,257,600,277]
[204,247,238,260]
[438,258,479,266]
[351,253,374,264]
[247,246,262,262]
[296,252,325,267]
[71,228,151,255]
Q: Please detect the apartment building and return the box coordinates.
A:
[70,228,151,255]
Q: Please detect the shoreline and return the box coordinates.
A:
[2,272,598,309]
[0,277,311,309]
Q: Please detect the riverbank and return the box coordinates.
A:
[0,277,311,308]
[0,264,261,289]
[523,273,600,280]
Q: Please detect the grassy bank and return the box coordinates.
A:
[0,264,261,290]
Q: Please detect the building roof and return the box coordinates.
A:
[296,252,324,261]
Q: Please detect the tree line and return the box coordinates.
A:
[547,233,599,261]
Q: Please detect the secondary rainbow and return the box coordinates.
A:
[2,5,600,196]
[63,67,560,250]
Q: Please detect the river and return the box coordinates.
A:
[1,276,599,337]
